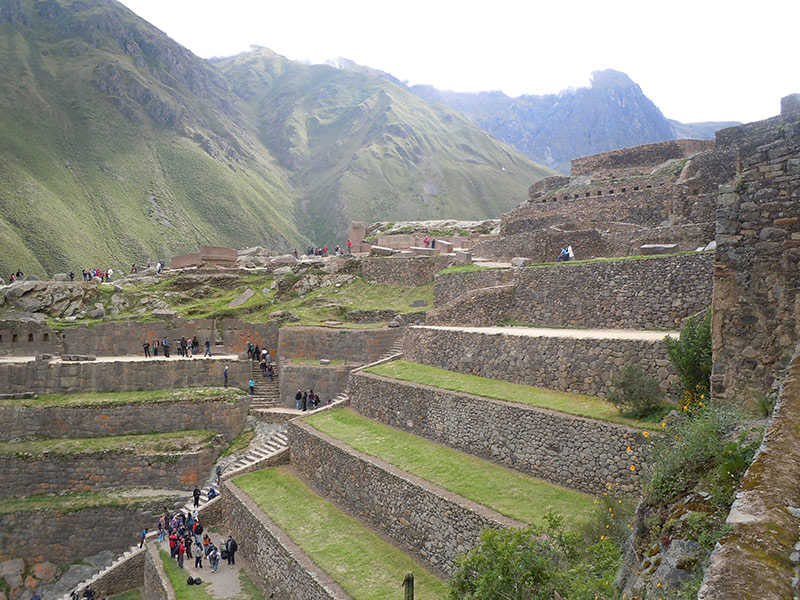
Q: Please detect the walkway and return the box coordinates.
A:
[0,354,239,364]
[413,324,678,341]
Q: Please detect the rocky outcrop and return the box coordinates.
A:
[0,281,100,318]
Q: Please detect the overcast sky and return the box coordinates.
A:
[117,0,798,125]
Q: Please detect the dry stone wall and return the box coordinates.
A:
[429,253,712,330]
[0,357,250,394]
[143,545,173,600]
[0,321,59,356]
[403,326,677,398]
[0,497,183,563]
[0,396,248,441]
[434,269,513,306]
[0,446,220,496]
[361,255,454,285]
[278,363,354,407]
[348,372,645,494]
[288,421,524,575]
[218,479,351,600]
[712,95,800,401]
[277,326,401,364]
[570,139,714,179]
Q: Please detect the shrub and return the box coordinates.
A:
[664,308,712,406]
[607,363,663,418]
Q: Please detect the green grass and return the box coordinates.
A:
[0,430,217,455]
[220,429,256,457]
[289,359,347,366]
[0,387,245,407]
[437,264,498,275]
[235,466,446,600]
[0,489,181,514]
[366,360,659,428]
[304,408,594,527]
[109,589,142,600]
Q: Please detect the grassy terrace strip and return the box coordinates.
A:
[0,387,245,407]
[303,408,594,527]
[366,360,657,428]
[0,489,181,514]
[0,430,217,455]
[234,467,446,600]
[159,549,265,600]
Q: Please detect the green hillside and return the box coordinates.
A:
[0,0,553,276]
[217,47,554,243]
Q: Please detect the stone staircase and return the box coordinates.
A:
[249,359,280,409]
[53,430,290,600]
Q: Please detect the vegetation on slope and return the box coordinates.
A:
[0,430,218,454]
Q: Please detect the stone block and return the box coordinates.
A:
[269,254,298,266]
[228,288,254,308]
[370,245,394,256]
[410,246,435,256]
[510,257,531,267]
[435,240,454,253]
[640,244,678,255]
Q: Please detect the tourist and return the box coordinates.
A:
[261,348,268,361]
[193,520,203,544]
[557,248,567,262]
[142,340,150,358]
[246,340,253,360]
[260,356,267,377]
[567,245,574,260]
[424,236,430,247]
[180,336,188,357]
[139,527,147,548]
[431,238,436,249]
[308,388,315,411]
[295,389,302,410]
[152,338,159,356]
[157,515,166,543]
[253,344,260,361]
[69,271,74,281]
[293,248,298,258]
[204,338,212,357]
[208,485,219,500]
[216,464,223,485]
[193,486,201,508]
[194,540,204,568]
[203,533,211,550]
[208,546,220,573]
[177,539,185,568]
[347,238,352,253]
[223,365,228,388]
[302,391,308,411]
[163,337,170,358]
[108,268,114,281]
[169,530,178,558]
[225,536,238,566]
[81,269,87,281]
[131,264,137,274]
[267,363,274,382]
[249,378,255,395]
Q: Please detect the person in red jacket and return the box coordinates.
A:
[177,539,185,569]
[168,530,178,558]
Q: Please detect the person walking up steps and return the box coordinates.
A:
[192,486,201,508]
[249,378,255,395]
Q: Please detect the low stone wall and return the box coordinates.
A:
[429,253,713,330]
[277,326,401,364]
[91,550,147,600]
[348,372,645,494]
[512,252,712,330]
[0,445,220,497]
[278,363,354,407]
[143,544,174,600]
[433,269,513,306]
[361,255,454,286]
[0,357,250,395]
[0,497,183,563]
[0,395,249,441]
[570,139,714,179]
[218,479,351,600]
[425,285,515,327]
[403,326,677,398]
[289,421,524,575]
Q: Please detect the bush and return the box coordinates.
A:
[664,309,712,406]
[607,363,663,418]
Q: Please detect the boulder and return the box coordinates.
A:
[228,288,254,308]
[270,254,298,266]
[53,273,69,281]
[370,245,394,256]
[89,304,105,319]
[511,257,531,267]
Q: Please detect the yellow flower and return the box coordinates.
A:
[600,535,605,540]
[594,499,600,504]
[630,465,636,471]
[661,422,666,428]
[642,431,650,438]
[657,582,662,588]
[606,524,610,528]
[618,499,623,504]
[626,446,632,452]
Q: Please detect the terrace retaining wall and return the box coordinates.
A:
[403,326,678,398]
[348,372,645,494]
[289,420,524,575]
[0,357,250,395]
[277,327,400,364]
[278,363,354,407]
[218,479,351,600]
[0,395,249,441]
[361,255,454,286]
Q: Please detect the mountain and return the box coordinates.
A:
[668,119,741,140]
[410,70,733,173]
[0,0,553,277]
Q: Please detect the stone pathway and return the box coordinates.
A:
[413,324,678,341]
[0,354,239,364]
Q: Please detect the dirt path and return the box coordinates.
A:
[413,324,678,341]
[0,354,239,364]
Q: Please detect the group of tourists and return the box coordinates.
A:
[157,502,238,573]
[81,268,114,282]
[131,259,164,274]
[142,335,212,358]
[292,240,351,259]
[246,341,275,378]
[295,388,326,411]
[7,269,24,282]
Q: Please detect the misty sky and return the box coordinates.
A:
[117,0,799,125]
